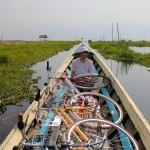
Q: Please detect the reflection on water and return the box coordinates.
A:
[0,102,30,143]
[114,60,135,77]
[130,47,150,53]
[96,51,150,121]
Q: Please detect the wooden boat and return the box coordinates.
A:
[1,42,150,150]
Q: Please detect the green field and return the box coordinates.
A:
[0,41,79,113]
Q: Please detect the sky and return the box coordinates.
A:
[0,0,150,41]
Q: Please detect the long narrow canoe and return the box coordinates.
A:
[1,42,150,150]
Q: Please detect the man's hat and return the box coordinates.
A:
[79,46,89,53]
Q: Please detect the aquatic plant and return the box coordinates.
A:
[90,41,150,66]
[0,41,79,113]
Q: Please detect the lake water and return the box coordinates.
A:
[130,47,150,53]
[0,45,150,144]
[96,52,150,120]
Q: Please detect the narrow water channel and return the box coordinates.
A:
[32,45,76,89]
[130,47,150,53]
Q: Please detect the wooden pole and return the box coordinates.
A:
[117,22,120,44]
[112,23,114,42]
[0,33,3,43]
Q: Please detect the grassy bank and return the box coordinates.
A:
[90,41,150,67]
[0,41,79,113]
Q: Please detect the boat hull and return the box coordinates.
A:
[1,42,150,150]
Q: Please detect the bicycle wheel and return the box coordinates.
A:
[73,73,111,90]
[70,92,123,128]
[66,119,139,150]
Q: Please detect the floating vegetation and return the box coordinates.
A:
[90,41,150,67]
[0,41,79,113]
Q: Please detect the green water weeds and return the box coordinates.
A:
[0,41,78,113]
[90,41,150,67]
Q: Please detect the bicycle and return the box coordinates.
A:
[48,73,123,126]
[65,118,139,150]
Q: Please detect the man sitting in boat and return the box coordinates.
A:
[71,46,94,77]
[71,46,95,90]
